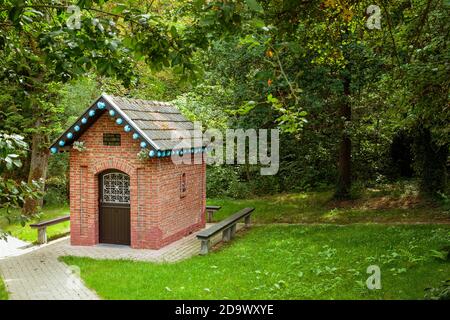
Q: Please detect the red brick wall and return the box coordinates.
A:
[69,112,206,249]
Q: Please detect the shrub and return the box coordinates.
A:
[206,165,251,199]
[425,279,450,300]
[44,177,68,206]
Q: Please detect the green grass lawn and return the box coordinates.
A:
[62,224,450,300]
[207,189,450,224]
[0,205,70,243]
[0,277,7,300]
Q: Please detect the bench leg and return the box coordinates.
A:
[245,215,251,228]
[200,239,211,255]
[222,228,231,242]
[37,227,47,244]
[207,211,213,223]
[230,224,236,239]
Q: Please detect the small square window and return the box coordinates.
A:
[103,133,121,146]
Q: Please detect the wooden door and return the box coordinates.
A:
[99,170,131,245]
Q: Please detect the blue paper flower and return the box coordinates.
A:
[59,140,65,147]
[116,118,123,125]
[124,125,131,132]
[97,101,106,109]
[81,118,87,124]
[132,133,139,140]
[109,109,116,117]
[89,110,95,117]
[140,141,147,148]
[66,132,73,139]
[50,147,58,154]
[74,125,80,132]
[149,150,156,157]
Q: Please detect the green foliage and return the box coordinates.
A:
[429,248,450,262]
[45,151,69,206]
[171,84,230,130]
[0,276,7,300]
[0,133,43,224]
[207,166,251,199]
[376,0,449,196]
[425,279,450,300]
[0,133,27,171]
[129,68,188,101]
[412,127,448,197]
[72,141,87,152]
[137,148,150,161]
[192,0,449,196]
[1,0,448,203]
[436,192,450,213]
[0,0,215,214]
[43,185,68,207]
[57,76,99,128]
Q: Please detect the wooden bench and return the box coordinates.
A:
[205,205,222,223]
[29,215,70,244]
[197,207,254,255]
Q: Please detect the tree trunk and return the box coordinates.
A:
[335,75,352,199]
[23,126,49,215]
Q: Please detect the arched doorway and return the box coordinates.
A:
[99,170,131,245]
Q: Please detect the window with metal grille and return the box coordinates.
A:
[103,133,121,146]
[102,172,130,204]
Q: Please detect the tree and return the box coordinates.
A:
[0,133,43,239]
[192,0,449,197]
[372,0,450,196]
[0,0,209,213]
[191,0,384,198]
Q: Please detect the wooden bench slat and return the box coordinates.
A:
[29,215,70,245]
[29,215,70,229]
[206,205,221,210]
[197,207,254,239]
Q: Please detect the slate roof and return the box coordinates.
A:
[49,93,205,152]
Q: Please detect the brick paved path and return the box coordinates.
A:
[0,223,233,300]
[0,245,99,300]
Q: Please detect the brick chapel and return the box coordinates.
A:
[49,93,206,249]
